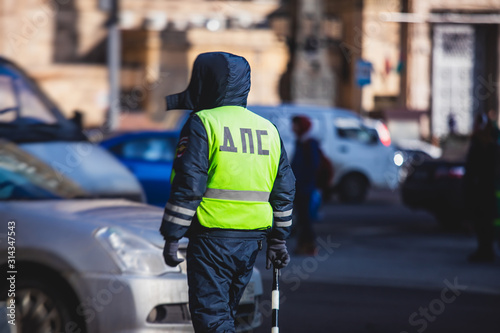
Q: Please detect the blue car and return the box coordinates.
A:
[100,131,181,206]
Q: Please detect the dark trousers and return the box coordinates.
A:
[294,192,316,247]
[474,212,495,254]
[187,236,260,333]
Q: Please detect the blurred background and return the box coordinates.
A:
[1,0,500,332]
[2,0,498,141]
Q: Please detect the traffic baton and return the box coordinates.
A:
[272,266,280,333]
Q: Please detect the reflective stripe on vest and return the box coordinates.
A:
[196,106,281,230]
[204,188,270,202]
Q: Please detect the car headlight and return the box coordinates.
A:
[95,227,180,275]
[393,151,404,167]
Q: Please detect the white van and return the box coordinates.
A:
[249,104,400,203]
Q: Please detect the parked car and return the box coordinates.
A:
[0,141,263,332]
[393,139,442,183]
[0,56,144,202]
[100,131,180,206]
[401,159,466,229]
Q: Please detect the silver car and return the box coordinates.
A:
[0,141,263,333]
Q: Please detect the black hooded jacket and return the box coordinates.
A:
[159,52,296,241]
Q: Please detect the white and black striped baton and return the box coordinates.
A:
[272,266,280,333]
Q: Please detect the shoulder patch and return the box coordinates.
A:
[176,136,189,158]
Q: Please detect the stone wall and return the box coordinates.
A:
[361,0,401,112]
[407,0,500,112]
[30,64,108,126]
[0,0,109,127]
[0,0,57,66]
[0,0,285,128]
[160,28,288,108]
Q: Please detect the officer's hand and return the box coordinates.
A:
[163,241,184,267]
[266,238,290,269]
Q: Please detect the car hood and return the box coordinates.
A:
[19,199,168,247]
[19,142,144,199]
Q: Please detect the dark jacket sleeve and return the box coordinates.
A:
[269,138,296,240]
[159,115,208,241]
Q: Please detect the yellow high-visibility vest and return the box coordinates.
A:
[195,106,281,230]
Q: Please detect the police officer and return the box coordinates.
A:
[159,52,295,332]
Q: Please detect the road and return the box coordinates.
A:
[252,190,500,333]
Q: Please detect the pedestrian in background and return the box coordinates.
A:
[159,52,296,332]
[464,109,499,263]
[291,115,320,256]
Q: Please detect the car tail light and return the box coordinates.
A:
[448,166,465,178]
[376,122,392,147]
[435,166,465,179]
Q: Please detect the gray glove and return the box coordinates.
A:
[163,241,184,267]
[266,238,290,269]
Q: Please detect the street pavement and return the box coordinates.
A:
[252,190,500,333]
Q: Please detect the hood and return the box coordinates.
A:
[166,52,251,112]
[71,200,167,247]
[10,199,168,247]
[19,142,144,199]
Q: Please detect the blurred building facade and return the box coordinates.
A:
[0,0,109,126]
[1,0,499,141]
[270,0,402,121]
[398,0,500,142]
[0,0,287,127]
[272,0,500,143]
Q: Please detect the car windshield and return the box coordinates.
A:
[335,117,378,144]
[111,136,177,162]
[0,140,89,200]
[0,64,58,125]
[0,59,86,143]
